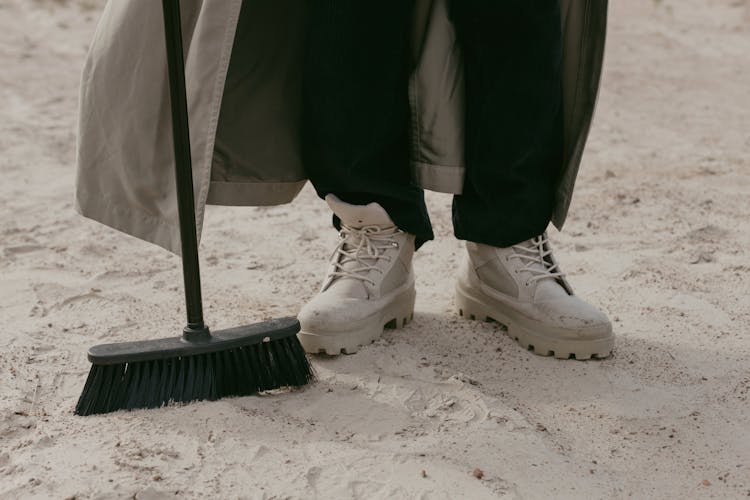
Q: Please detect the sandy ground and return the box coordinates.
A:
[1,0,749,498]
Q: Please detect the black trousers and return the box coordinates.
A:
[302,1,563,248]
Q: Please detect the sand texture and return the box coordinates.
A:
[1,0,749,498]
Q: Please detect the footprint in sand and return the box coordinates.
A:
[403,380,490,427]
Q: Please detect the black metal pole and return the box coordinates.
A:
[161,0,209,340]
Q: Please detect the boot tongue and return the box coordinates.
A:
[515,237,550,275]
[323,195,397,299]
[325,194,396,229]
[514,237,570,300]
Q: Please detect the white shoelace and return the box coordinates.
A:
[328,225,400,286]
[508,234,565,285]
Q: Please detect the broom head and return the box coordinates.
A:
[75,317,314,416]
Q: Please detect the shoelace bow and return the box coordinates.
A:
[509,234,565,285]
[328,225,400,286]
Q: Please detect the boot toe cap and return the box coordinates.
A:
[298,296,378,333]
[540,297,612,338]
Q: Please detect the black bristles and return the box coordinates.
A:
[75,336,314,416]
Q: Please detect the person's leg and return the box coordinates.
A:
[449,1,614,359]
[302,0,433,246]
[298,1,424,355]
[449,0,563,248]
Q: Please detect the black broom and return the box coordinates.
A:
[74,0,314,416]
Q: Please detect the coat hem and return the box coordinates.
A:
[411,161,465,195]
[75,191,182,255]
[205,180,306,206]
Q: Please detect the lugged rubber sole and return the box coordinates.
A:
[297,287,416,355]
[456,284,614,360]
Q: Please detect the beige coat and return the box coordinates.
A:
[75,0,608,255]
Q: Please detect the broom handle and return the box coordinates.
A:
[162,0,209,339]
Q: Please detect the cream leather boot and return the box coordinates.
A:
[456,234,614,359]
[297,195,416,355]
